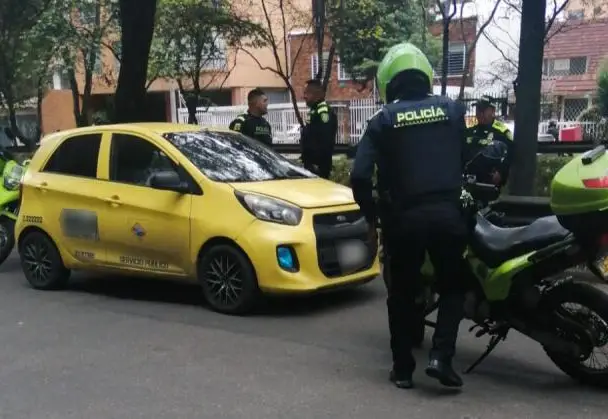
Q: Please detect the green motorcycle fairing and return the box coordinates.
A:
[420,247,532,301]
[0,160,23,220]
[551,149,608,215]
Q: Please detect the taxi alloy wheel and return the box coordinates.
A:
[0,218,15,265]
[199,244,259,315]
[19,231,70,290]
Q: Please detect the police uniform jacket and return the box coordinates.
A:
[350,95,467,224]
[229,112,273,146]
[464,119,513,184]
[300,100,337,165]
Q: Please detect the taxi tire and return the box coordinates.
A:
[0,218,15,266]
[198,244,259,315]
[19,231,70,290]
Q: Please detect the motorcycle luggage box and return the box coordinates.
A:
[551,146,608,236]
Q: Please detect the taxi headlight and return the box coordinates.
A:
[235,191,303,226]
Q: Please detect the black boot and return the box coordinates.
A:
[425,357,463,387]
[389,369,414,389]
[427,293,465,387]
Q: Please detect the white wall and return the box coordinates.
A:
[473,1,521,91]
[469,0,569,91]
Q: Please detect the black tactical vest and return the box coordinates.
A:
[373,95,464,209]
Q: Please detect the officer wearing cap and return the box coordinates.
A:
[350,42,468,390]
[465,95,513,186]
[229,88,273,146]
[300,79,338,179]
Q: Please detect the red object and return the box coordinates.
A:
[560,126,583,142]
[582,176,608,189]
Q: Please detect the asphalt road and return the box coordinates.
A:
[0,251,606,419]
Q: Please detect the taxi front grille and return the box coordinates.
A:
[312,210,375,278]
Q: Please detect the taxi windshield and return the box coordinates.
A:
[163,130,314,182]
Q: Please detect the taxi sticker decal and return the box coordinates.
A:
[22,215,43,224]
[119,255,169,271]
[60,209,99,241]
[74,250,95,260]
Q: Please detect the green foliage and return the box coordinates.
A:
[148,0,261,89]
[0,0,58,145]
[327,0,440,83]
[329,155,574,197]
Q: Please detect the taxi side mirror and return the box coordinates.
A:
[149,170,190,194]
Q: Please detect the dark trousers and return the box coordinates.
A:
[304,159,332,179]
[383,201,467,375]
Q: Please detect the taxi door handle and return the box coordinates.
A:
[104,195,121,207]
[35,181,48,190]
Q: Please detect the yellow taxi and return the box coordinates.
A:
[15,123,379,314]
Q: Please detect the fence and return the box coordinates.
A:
[178,90,604,146]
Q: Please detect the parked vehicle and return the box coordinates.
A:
[385,143,608,388]
[14,123,380,314]
[0,148,29,265]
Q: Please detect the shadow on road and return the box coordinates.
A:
[65,273,380,317]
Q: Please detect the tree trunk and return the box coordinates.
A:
[322,43,336,93]
[68,69,86,127]
[440,21,450,96]
[113,0,157,123]
[509,0,546,196]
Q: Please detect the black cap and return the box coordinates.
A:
[473,95,496,109]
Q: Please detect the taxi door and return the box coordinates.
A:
[93,131,193,276]
[23,131,108,265]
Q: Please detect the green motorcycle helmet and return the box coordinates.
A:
[376,42,434,103]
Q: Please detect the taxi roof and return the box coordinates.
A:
[41,122,230,142]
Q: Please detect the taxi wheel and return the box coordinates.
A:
[19,231,70,290]
[198,244,259,315]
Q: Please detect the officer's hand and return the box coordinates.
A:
[491,171,502,186]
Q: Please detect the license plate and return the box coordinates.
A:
[593,250,608,280]
[336,239,369,274]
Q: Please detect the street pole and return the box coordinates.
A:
[509,0,546,196]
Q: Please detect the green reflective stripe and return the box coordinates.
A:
[236,116,245,122]
[317,106,329,113]
[492,120,508,133]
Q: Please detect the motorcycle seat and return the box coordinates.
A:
[470,214,570,268]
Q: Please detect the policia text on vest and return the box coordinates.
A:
[229,112,273,146]
[394,105,448,127]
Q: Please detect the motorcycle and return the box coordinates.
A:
[382,143,608,388]
[0,147,29,265]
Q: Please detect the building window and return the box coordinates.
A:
[52,68,71,90]
[93,50,103,74]
[173,34,226,70]
[435,43,466,77]
[311,52,330,80]
[543,57,587,77]
[337,57,351,81]
[567,9,584,20]
[563,98,589,120]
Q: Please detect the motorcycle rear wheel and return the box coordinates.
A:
[543,282,608,388]
[0,217,15,266]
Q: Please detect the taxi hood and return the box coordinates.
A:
[229,178,355,209]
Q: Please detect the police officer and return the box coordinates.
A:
[300,79,337,179]
[465,96,513,186]
[229,88,273,146]
[350,43,468,389]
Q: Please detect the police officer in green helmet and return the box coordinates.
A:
[351,43,468,389]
